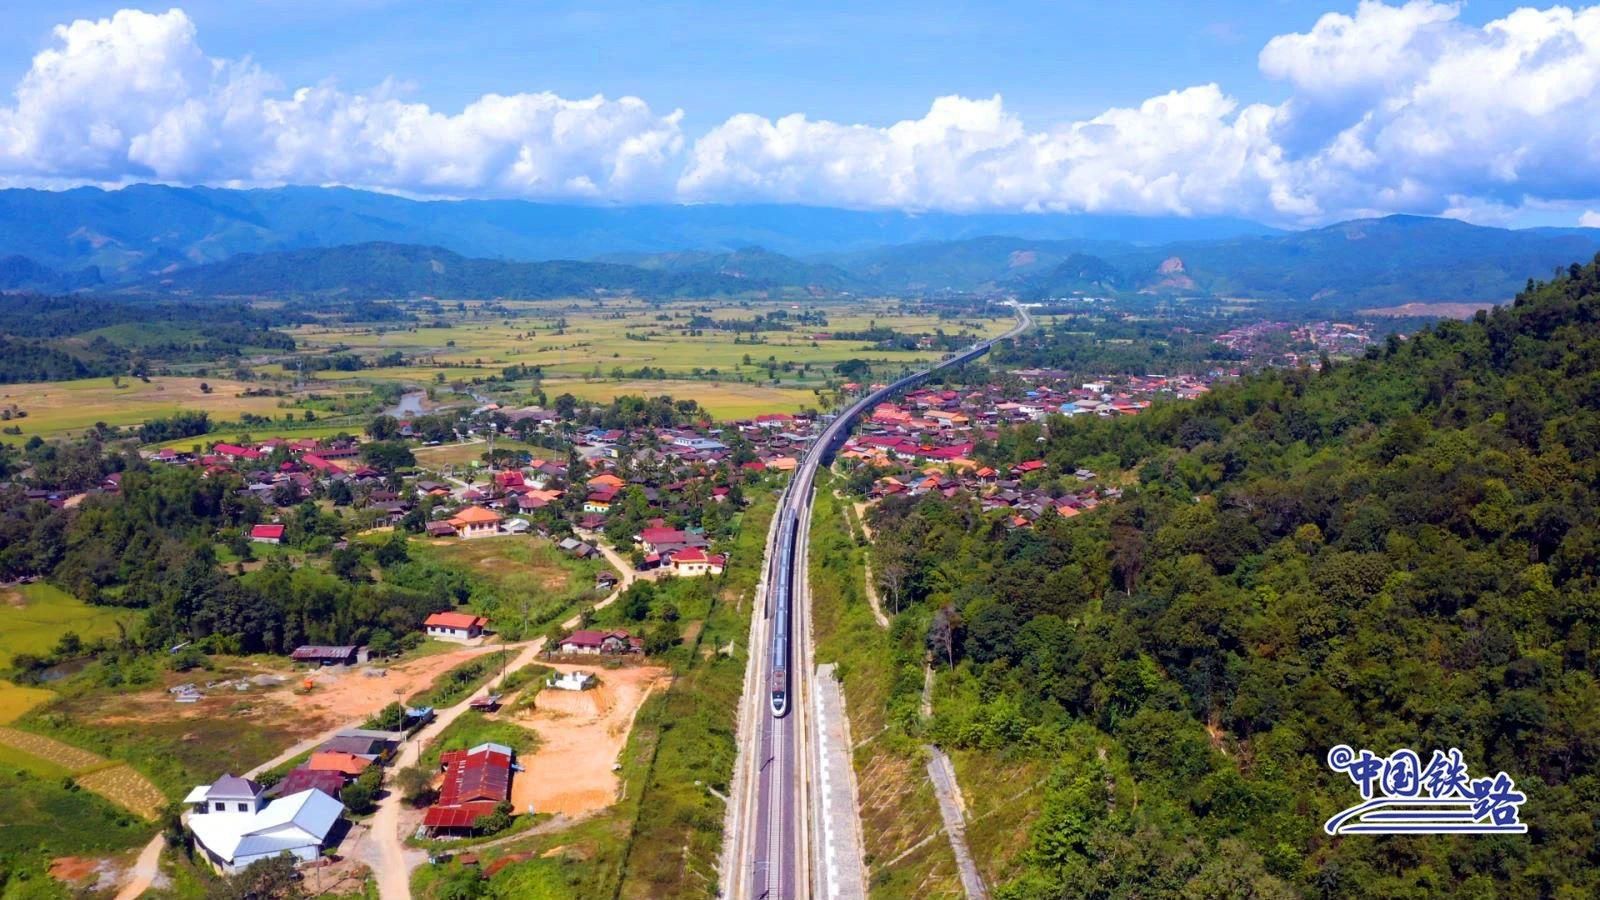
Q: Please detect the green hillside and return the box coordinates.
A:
[855,252,1600,896]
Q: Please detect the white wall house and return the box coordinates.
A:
[183,778,344,874]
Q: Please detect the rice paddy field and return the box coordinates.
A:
[0,583,143,668]
[0,375,288,444]
[284,299,1009,381]
[4,297,1010,445]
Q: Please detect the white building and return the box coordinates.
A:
[548,670,597,691]
[183,776,344,874]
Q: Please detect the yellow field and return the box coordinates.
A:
[545,378,820,419]
[0,376,288,444]
[76,765,168,820]
[0,680,54,725]
[0,726,106,772]
[0,726,166,819]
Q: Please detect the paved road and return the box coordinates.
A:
[726,304,1031,900]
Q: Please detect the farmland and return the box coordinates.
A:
[1,296,1007,445]
[544,378,817,419]
[0,375,288,443]
[0,679,54,724]
[285,298,1008,381]
[0,582,142,667]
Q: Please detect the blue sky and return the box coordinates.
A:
[0,2,1598,227]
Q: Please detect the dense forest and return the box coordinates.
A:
[858,255,1600,897]
[0,294,298,383]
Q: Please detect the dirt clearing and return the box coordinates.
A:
[510,662,669,817]
[260,645,496,728]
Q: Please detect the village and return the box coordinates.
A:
[2,360,1225,893]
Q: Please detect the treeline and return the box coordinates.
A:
[0,294,298,384]
[0,463,451,658]
[860,254,1600,896]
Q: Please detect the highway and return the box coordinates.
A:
[726,303,1031,899]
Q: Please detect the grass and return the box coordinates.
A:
[0,770,154,857]
[418,709,540,773]
[412,438,559,469]
[148,423,360,451]
[409,535,612,640]
[0,375,287,444]
[0,741,71,778]
[407,654,502,709]
[18,658,312,801]
[613,497,774,898]
[807,480,965,897]
[0,582,143,667]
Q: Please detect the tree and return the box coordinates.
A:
[619,582,655,622]
[367,628,396,658]
[204,854,305,899]
[396,763,436,805]
[478,801,514,835]
[331,546,367,583]
[362,440,415,474]
[341,765,382,814]
[927,603,962,669]
[375,531,410,568]
[367,415,400,440]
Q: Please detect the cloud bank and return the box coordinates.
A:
[5,3,1600,225]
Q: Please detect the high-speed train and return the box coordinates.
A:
[768,512,798,717]
[763,310,1021,719]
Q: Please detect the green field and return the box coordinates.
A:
[0,583,142,667]
[0,770,153,857]
[409,535,611,639]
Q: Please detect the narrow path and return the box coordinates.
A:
[924,747,987,900]
[861,548,890,630]
[921,663,985,899]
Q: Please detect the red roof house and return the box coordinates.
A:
[423,611,489,642]
[249,524,285,543]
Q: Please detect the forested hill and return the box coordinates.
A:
[136,242,818,299]
[861,254,1600,896]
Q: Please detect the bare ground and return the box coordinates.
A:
[509,662,670,817]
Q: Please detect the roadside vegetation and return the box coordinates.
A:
[808,479,966,897]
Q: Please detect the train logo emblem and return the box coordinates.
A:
[1323,745,1527,835]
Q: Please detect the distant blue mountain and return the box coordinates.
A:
[0,184,1278,281]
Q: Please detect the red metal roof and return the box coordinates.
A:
[424,611,488,630]
[250,524,285,539]
[421,801,499,829]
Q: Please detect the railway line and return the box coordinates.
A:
[725,303,1031,899]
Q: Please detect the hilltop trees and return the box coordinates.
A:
[865,254,1600,897]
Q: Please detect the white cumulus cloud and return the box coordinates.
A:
[0,8,685,200]
[7,4,1600,224]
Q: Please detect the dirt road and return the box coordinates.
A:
[363,550,630,900]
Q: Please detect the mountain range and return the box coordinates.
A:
[1,185,1599,308]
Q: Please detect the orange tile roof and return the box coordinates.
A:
[449,505,502,526]
[307,751,372,776]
